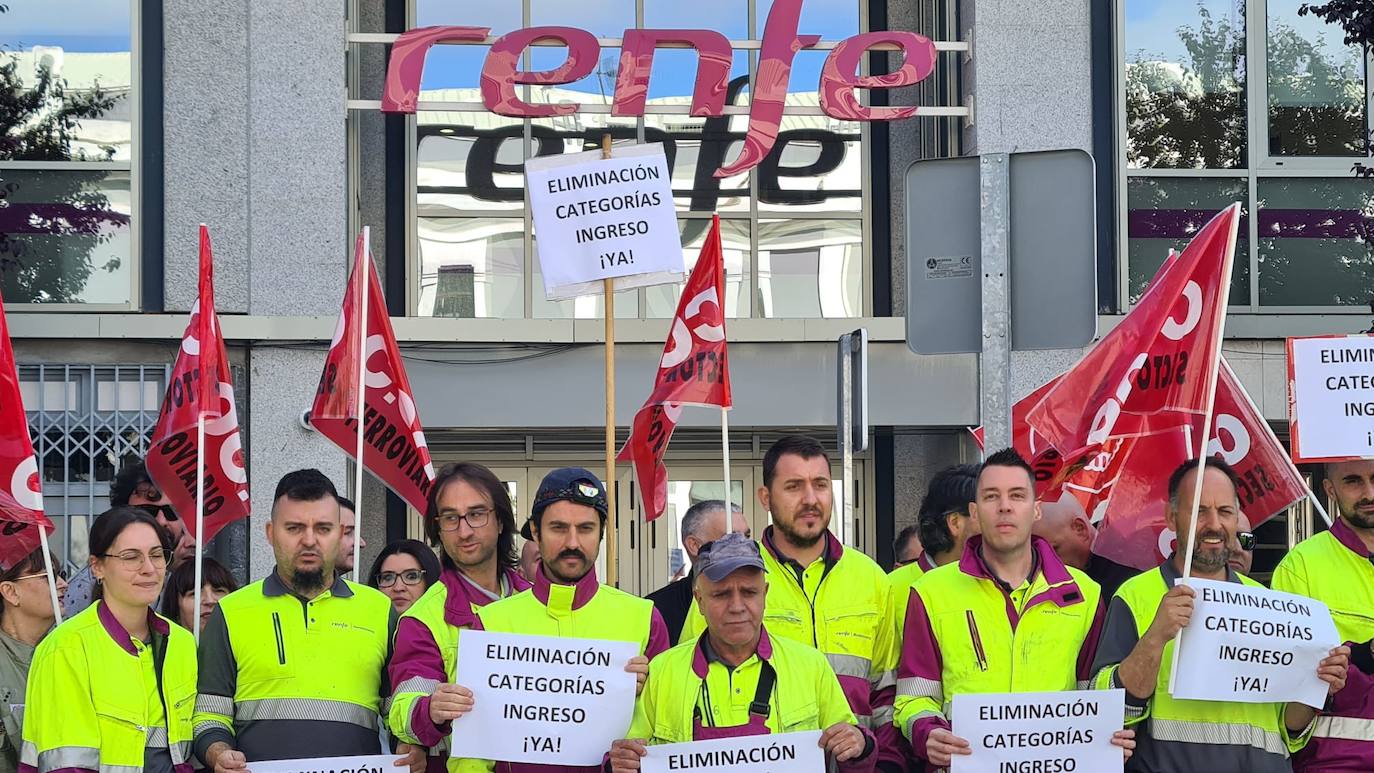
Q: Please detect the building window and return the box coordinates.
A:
[21,364,166,570]
[352,0,871,320]
[1118,0,1373,311]
[0,1,138,308]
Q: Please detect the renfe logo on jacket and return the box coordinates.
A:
[380,0,942,177]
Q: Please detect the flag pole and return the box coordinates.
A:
[721,407,732,535]
[38,527,61,625]
[601,134,620,587]
[1308,491,1333,527]
[193,412,205,640]
[354,227,371,580]
[1169,203,1240,692]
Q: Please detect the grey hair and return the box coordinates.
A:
[680,499,744,542]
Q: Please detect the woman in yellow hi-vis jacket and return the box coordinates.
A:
[21,506,198,773]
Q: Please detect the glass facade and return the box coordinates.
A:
[401,0,869,320]
[0,0,136,306]
[1120,0,1374,311]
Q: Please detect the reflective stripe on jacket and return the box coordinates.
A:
[388,567,530,773]
[192,573,395,763]
[895,536,1104,762]
[1272,518,1374,772]
[1091,561,1310,772]
[21,602,197,773]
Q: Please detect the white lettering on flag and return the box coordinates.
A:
[450,630,639,764]
[642,730,824,773]
[1171,577,1340,707]
[950,689,1125,773]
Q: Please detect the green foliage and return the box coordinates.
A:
[0,28,125,303]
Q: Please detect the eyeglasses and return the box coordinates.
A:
[377,569,426,588]
[10,568,67,583]
[136,503,179,523]
[1236,532,1256,552]
[98,548,171,570]
[436,507,493,532]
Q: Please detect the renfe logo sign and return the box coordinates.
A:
[381,0,941,177]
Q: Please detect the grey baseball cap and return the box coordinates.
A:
[695,532,766,582]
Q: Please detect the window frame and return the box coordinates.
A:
[347,0,875,321]
[1114,0,1374,314]
[0,0,143,312]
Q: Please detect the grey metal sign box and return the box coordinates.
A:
[904,149,1098,354]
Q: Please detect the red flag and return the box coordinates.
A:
[147,226,251,543]
[1089,358,1308,569]
[311,231,436,513]
[1024,204,1239,472]
[618,216,732,520]
[0,289,52,571]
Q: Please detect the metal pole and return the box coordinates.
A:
[979,153,1013,451]
[354,227,371,581]
[841,334,855,545]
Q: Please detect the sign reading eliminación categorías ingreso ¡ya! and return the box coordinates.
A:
[247,755,401,773]
[950,689,1126,773]
[641,730,825,773]
[450,630,640,765]
[1287,333,1374,463]
[525,143,685,300]
[1171,578,1340,707]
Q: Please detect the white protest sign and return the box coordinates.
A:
[1288,334,1374,463]
[950,689,1125,773]
[526,143,685,300]
[246,755,401,773]
[642,730,825,773]
[1171,578,1340,707]
[450,629,639,765]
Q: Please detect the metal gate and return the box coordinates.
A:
[19,364,168,571]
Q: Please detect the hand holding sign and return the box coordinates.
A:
[926,727,971,768]
[626,654,649,695]
[430,682,475,723]
[1316,646,1351,696]
[819,723,867,762]
[1145,584,1195,647]
[609,739,648,773]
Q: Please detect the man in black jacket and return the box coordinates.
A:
[645,500,748,643]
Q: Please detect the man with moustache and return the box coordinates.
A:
[682,436,902,772]
[388,462,531,771]
[1091,458,1350,772]
[475,467,670,773]
[609,533,875,773]
[1271,459,1374,772]
[194,470,401,771]
[895,449,1135,769]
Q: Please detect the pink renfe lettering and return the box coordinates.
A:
[613,29,733,118]
[819,31,938,121]
[380,0,942,175]
[481,26,601,117]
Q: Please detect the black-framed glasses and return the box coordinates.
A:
[98,548,171,570]
[1236,532,1256,552]
[377,569,425,588]
[436,507,493,532]
[136,503,179,522]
